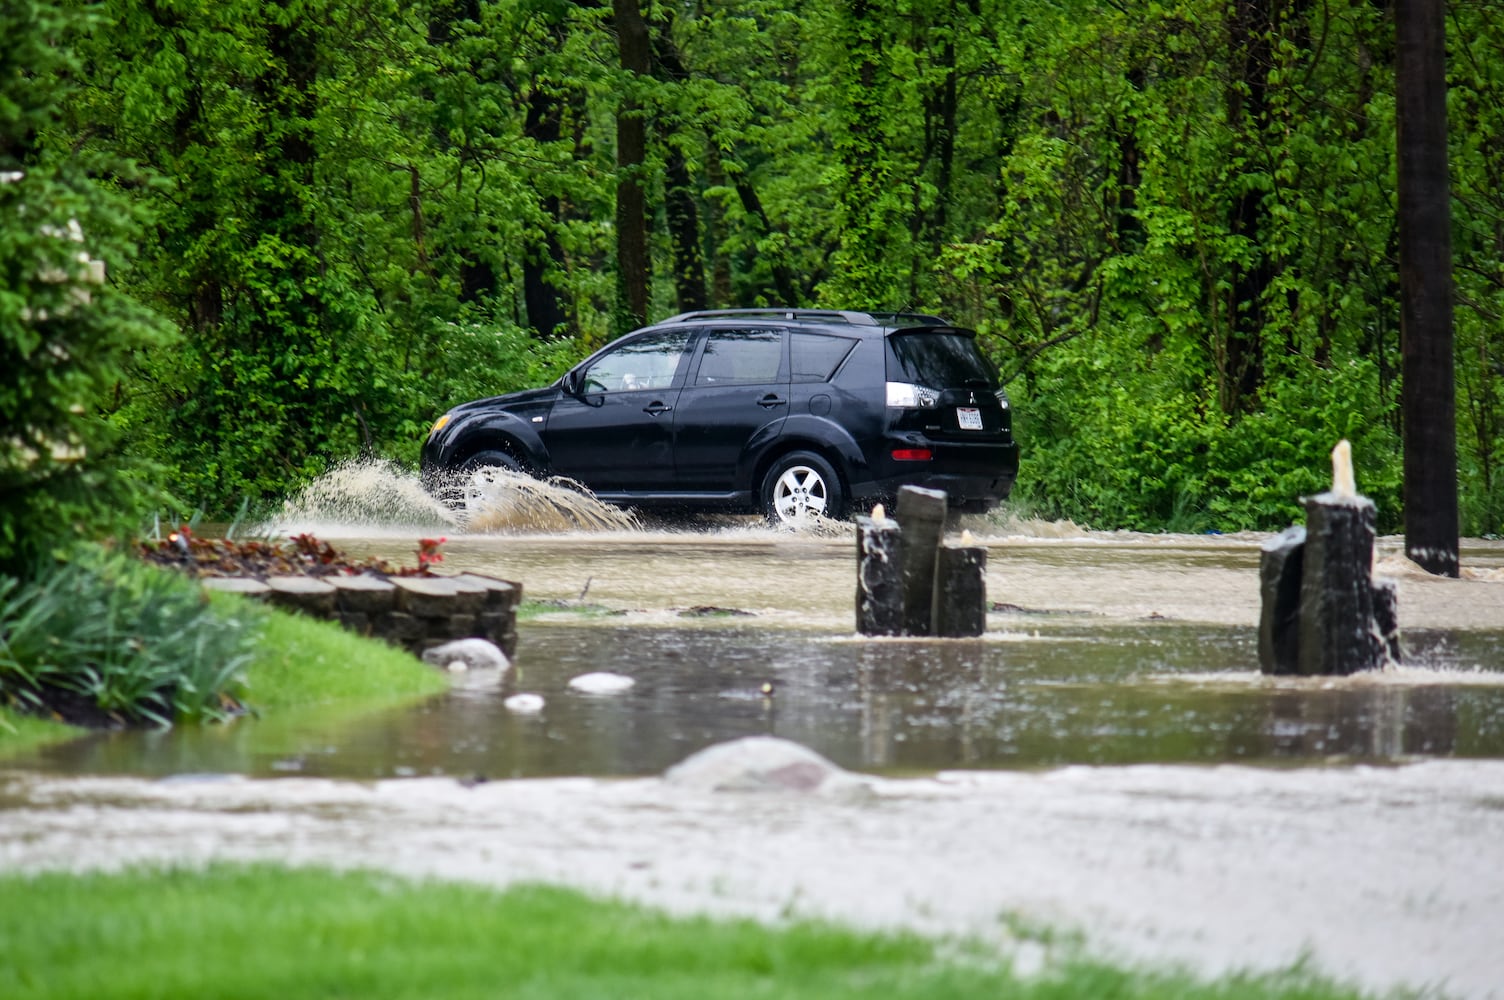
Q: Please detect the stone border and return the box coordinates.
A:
[203,572,522,659]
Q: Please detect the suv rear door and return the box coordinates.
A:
[671,327,790,490]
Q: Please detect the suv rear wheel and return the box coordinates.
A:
[761,451,844,525]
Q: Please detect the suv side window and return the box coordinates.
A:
[694,328,784,385]
[791,333,856,383]
[585,329,692,391]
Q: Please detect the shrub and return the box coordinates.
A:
[0,551,261,727]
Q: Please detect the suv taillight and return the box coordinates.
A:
[886,381,940,408]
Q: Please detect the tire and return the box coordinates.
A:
[760,451,845,525]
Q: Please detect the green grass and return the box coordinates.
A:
[217,594,448,712]
[0,706,75,758]
[0,865,1377,1000]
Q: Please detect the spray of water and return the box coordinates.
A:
[262,459,639,536]
[460,469,640,534]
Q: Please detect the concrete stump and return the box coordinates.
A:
[932,540,987,638]
[896,486,947,636]
[1258,526,1306,675]
[1297,492,1381,676]
[855,514,904,636]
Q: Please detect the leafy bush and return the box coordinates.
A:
[1,0,173,575]
[0,552,262,727]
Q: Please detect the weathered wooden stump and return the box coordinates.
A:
[1258,441,1398,676]
[896,486,948,637]
[1297,491,1381,676]
[1258,526,1306,675]
[855,510,904,636]
[933,537,987,638]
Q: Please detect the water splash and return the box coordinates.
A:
[266,459,453,536]
[459,469,639,534]
[263,459,636,537]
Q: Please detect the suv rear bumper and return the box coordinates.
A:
[850,439,1019,513]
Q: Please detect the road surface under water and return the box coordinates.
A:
[7,463,1504,998]
[11,463,1504,780]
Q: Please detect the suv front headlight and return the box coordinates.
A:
[886,381,940,409]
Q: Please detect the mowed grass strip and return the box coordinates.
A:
[0,865,1374,1000]
[221,595,448,711]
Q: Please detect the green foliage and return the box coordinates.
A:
[0,552,260,726]
[0,864,1375,1000]
[0,0,174,573]
[15,0,1499,533]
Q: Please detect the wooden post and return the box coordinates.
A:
[855,507,904,636]
[932,535,987,638]
[895,486,947,636]
[1297,492,1381,675]
[1258,525,1305,675]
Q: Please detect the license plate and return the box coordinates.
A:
[957,407,983,430]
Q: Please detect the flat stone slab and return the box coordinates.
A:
[393,576,487,617]
[201,577,271,597]
[329,574,397,615]
[266,576,338,615]
[451,573,522,610]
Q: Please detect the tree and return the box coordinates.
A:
[613,0,652,332]
[0,0,171,574]
[1396,0,1459,575]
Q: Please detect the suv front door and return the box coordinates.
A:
[671,327,790,491]
[544,328,692,491]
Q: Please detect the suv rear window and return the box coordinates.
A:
[885,331,998,388]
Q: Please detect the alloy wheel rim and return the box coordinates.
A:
[773,466,828,522]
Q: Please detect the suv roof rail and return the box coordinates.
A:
[659,308,881,326]
[866,311,951,326]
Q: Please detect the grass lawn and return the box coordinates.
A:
[0,864,1373,1000]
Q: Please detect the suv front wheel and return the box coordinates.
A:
[761,451,845,526]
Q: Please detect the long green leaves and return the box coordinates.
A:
[0,553,262,727]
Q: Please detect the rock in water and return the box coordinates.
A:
[664,736,870,798]
[567,672,635,695]
[421,638,511,673]
[503,693,545,714]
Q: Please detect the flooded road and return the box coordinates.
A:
[10,520,1504,780]
[6,466,1504,997]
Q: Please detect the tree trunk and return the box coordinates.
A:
[1396,0,1460,576]
[665,149,706,313]
[522,88,569,337]
[613,0,651,333]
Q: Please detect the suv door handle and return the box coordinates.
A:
[758,394,787,409]
[643,401,673,416]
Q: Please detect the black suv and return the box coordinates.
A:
[420,309,1019,524]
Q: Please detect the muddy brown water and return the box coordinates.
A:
[10,462,1504,781]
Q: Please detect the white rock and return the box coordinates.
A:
[421,638,511,673]
[567,672,635,695]
[663,736,870,798]
[504,693,545,714]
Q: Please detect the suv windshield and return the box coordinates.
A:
[885,331,998,388]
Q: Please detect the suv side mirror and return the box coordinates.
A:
[561,370,582,395]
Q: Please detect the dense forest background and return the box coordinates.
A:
[7,0,1504,550]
